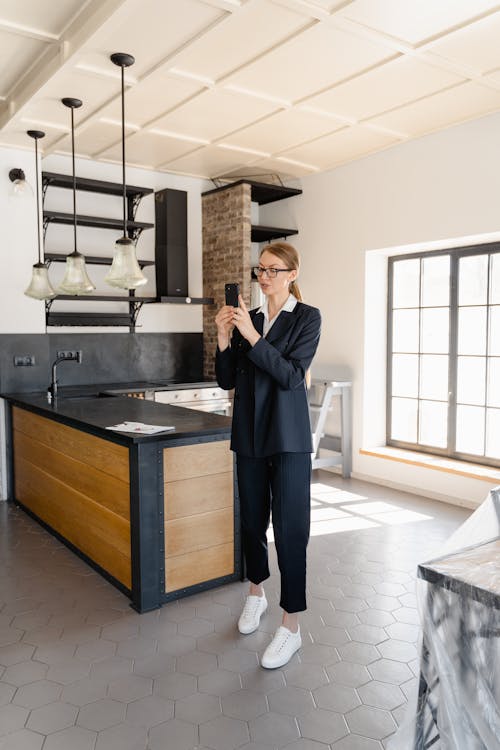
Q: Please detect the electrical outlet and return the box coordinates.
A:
[14,355,35,367]
[56,350,82,363]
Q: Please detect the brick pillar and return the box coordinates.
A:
[202,183,251,379]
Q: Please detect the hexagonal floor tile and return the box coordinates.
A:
[125,694,174,727]
[325,661,371,688]
[298,709,349,744]
[42,725,97,750]
[249,711,299,746]
[0,728,45,750]
[283,662,329,690]
[268,685,314,716]
[367,659,413,685]
[95,723,147,750]
[77,698,126,731]
[358,681,405,710]
[153,671,197,700]
[12,678,62,708]
[107,674,152,702]
[222,689,268,721]
[346,705,397,740]
[2,660,48,686]
[26,701,78,734]
[148,718,197,750]
[176,692,222,724]
[198,668,242,697]
[313,683,361,713]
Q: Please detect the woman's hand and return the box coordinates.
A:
[232,295,261,347]
[215,305,234,351]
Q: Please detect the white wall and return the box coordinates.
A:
[1,146,46,333]
[0,148,211,334]
[261,110,500,508]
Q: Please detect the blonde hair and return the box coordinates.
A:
[260,241,302,301]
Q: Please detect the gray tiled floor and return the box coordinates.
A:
[0,472,469,749]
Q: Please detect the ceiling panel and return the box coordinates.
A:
[340,0,500,45]
[0,31,47,96]
[220,107,344,153]
[425,11,500,75]
[0,124,63,151]
[54,120,136,157]
[98,71,204,127]
[368,81,500,137]
[228,155,318,178]
[280,125,399,168]
[225,21,395,102]
[164,144,258,177]
[151,88,280,141]
[302,55,464,121]
[0,0,88,36]
[99,130,199,168]
[39,69,120,117]
[167,0,310,82]
[79,0,225,78]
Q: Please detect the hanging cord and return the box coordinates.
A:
[71,106,77,254]
[35,137,42,264]
[121,62,126,238]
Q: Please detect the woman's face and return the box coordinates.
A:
[258,250,297,296]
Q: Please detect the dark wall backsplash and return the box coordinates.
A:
[0,333,203,393]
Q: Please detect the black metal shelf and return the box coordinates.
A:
[52,295,158,302]
[159,296,214,305]
[45,253,154,269]
[42,172,156,331]
[46,312,137,327]
[203,179,302,205]
[44,210,153,236]
[42,171,153,199]
[251,225,299,243]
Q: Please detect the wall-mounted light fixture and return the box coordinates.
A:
[57,97,95,295]
[24,130,56,300]
[105,52,147,290]
[9,167,33,197]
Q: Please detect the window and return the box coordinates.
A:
[387,243,500,467]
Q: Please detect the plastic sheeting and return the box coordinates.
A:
[388,487,500,750]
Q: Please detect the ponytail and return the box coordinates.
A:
[289,279,302,301]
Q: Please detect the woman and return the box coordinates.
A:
[215,241,321,669]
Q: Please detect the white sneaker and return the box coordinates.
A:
[261,626,301,669]
[238,592,268,634]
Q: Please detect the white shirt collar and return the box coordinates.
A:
[258,293,297,321]
[258,294,297,336]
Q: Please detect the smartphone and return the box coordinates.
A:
[225,282,240,307]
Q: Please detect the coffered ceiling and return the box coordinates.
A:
[2,0,500,181]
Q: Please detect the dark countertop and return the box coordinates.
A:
[3,391,231,445]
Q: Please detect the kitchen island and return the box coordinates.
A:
[2,392,240,612]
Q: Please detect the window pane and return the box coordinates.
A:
[421,255,450,307]
[456,405,485,455]
[489,307,500,356]
[458,254,488,305]
[486,409,500,459]
[458,307,487,355]
[490,254,500,305]
[393,309,419,352]
[419,400,447,448]
[457,356,486,406]
[391,397,417,442]
[393,259,420,308]
[487,358,500,408]
[420,355,448,400]
[392,354,418,397]
[421,308,449,353]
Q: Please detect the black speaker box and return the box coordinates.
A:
[155,188,188,297]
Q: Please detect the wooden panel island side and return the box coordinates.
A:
[3,393,241,613]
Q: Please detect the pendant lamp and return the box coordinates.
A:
[57,97,95,295]
[24,130,56,300]
[105,53,147,290]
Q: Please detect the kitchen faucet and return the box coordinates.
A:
[47,352,82,402]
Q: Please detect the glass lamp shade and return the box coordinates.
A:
[105,237,147,289]
[24,262,56,300]
[9,169,33,197]
[57,251,95,294]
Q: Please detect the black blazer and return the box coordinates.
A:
[215,301,321,457]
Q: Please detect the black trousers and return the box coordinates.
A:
[236,452,311,614]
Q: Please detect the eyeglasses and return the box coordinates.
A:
[252,266,293,279]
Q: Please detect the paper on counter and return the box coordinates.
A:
[106,421,175,434]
